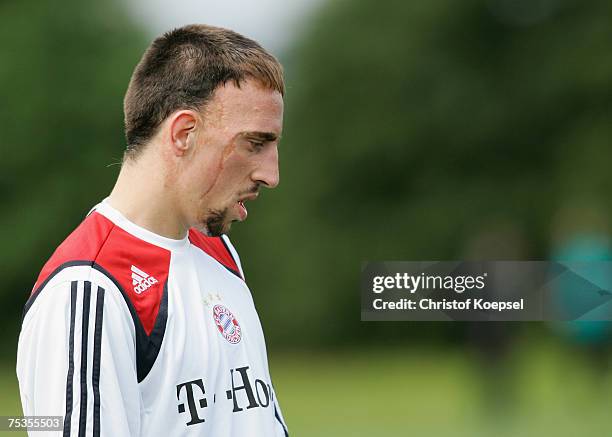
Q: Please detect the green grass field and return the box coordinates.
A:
[1,340,611,436]
[0,363,24,437]
[272,342,612,437]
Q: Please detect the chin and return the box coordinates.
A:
[199,207,232,237]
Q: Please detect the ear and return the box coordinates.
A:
[168,110,199,156]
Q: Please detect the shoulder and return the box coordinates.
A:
[188,229,244,279]
[27,210,170,337]
[25,209,172,381]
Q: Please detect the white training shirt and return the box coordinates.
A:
[17,200,289,436]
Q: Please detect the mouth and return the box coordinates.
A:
[236,200,248,221]
[235,192,258,222]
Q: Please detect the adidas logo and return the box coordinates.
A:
[131,265,158,294]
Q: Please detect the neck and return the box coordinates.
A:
[107,150,188,240]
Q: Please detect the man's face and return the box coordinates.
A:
[177,79,283,236]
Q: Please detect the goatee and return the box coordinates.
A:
[203,208,229,237]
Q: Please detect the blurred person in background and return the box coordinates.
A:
[16,24,289,436]
[550,202,612,374]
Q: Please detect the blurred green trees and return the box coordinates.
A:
[2,0,612,357]
[0,0,146,352]
[233,0,612,347]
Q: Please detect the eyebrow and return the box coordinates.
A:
[242,131,280,142]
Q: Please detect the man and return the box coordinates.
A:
[16,24,289,436]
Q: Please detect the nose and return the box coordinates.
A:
[251,146,280,189]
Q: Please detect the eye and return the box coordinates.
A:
[248,140,265,151]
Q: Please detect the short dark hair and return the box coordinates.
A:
[123,24,284,158]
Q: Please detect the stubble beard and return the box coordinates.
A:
[197,185,258,237]
[202,208,230,237]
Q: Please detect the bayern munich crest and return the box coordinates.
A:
[212,305,242,344]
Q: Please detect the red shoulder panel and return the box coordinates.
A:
[188,229,242,279]
[33,212,114,291]
[33,212,170,336]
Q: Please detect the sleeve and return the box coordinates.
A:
[17,279,142,436]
